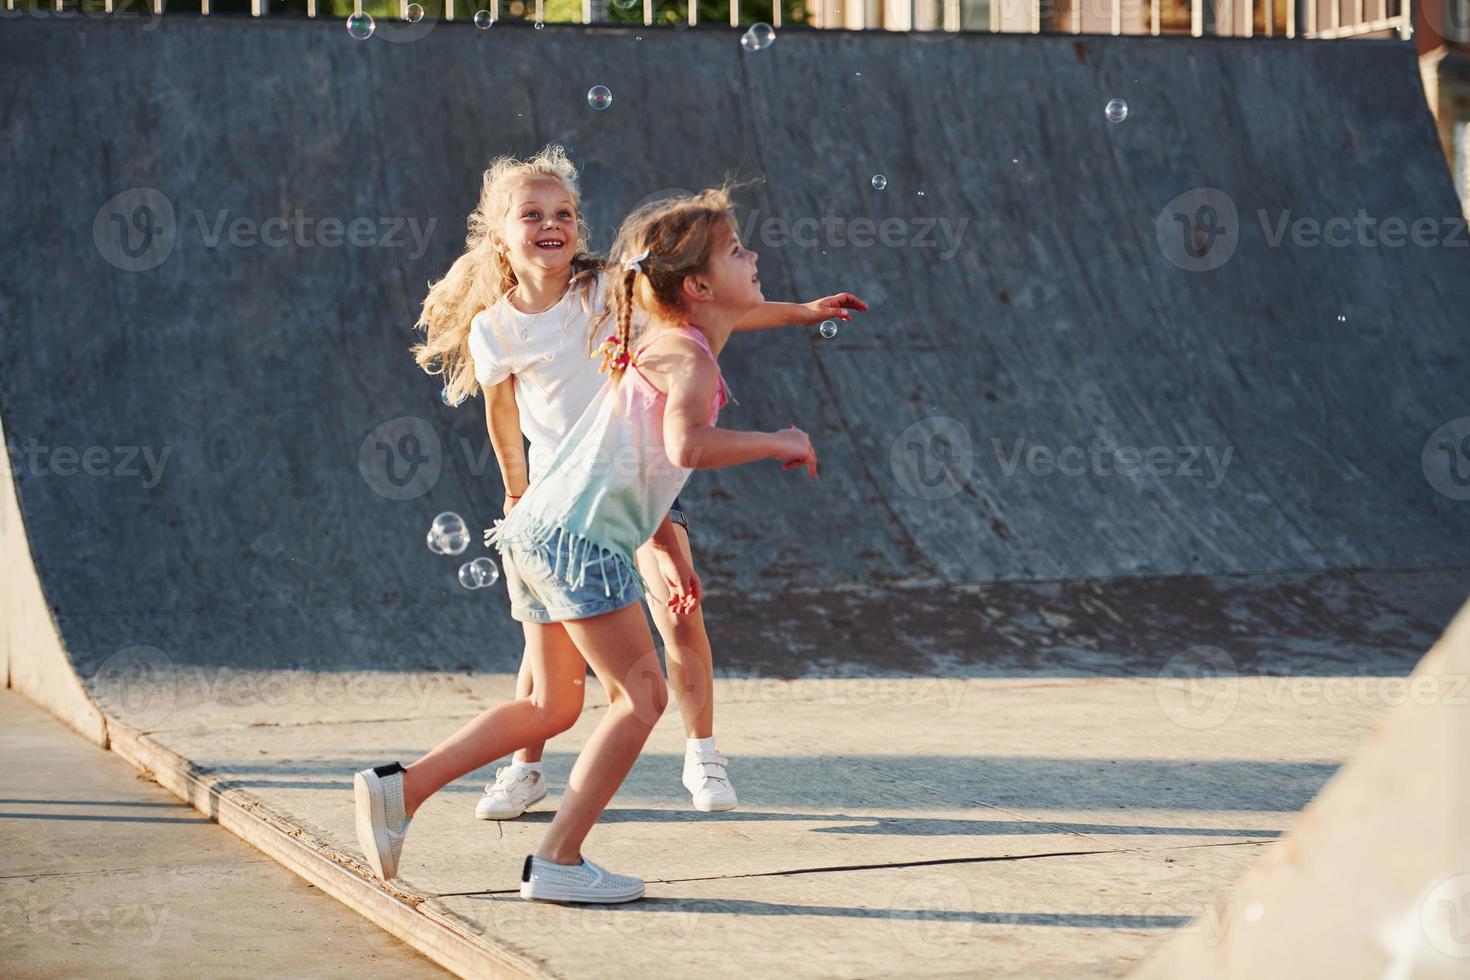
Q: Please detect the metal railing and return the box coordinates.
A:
[4,0,1412,38]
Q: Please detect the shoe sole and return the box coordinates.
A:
[685,776,738,813]
[692,795,738,813]
[475,784,549,821]
[353,769,397,880]
[519,879,645,904]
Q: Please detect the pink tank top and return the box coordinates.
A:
[486,325,731,596]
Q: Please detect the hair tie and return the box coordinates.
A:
[624,247,650,275]
[594,334,637,375]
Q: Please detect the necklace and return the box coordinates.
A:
[510,281,571,316]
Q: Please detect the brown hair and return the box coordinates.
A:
[412,145,603,405]
[604,185,739,378]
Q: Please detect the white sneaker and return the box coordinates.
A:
[519,854,645,904]
[474,765,548,820]
[682,748,738,812]
[354,763,410,880]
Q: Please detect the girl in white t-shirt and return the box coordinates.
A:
[414,145,864,818]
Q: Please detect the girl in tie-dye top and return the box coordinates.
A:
[354,187,821,905]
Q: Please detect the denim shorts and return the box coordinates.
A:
[503,535,644,624]
[668,494,689,532]
[502,499,690,624]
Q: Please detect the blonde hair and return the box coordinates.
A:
[413,145,604,405]
[605,185,739,379]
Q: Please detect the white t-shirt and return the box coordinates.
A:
[468,272,629,482]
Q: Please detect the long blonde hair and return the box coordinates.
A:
[605,185,738,379]
[413,145,603,405]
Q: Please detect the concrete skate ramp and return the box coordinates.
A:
[2,18,1468,698]
[1130,600,1470,979]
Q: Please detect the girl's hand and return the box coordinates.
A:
[799,292,868,326]
[771,425,819,478]
[503,494,522,517]
[654,548,702,616]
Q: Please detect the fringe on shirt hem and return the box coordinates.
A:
[487,518,649,599]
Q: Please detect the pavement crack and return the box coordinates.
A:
[435,848,1122,897]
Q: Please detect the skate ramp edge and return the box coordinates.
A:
[2,411,107,746]
[1129,597,1470,979]
[2,406,541,977]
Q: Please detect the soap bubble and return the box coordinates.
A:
[871,174,888,191]
[346,12,375,39]
[1105,98,1129,123]
[587,85,613,111]
[458,556,501,589]
[740,22,775,51]
[427,512,471,556]
[405,2,423,21]
[819,320,838,339]
[474,9,492,27]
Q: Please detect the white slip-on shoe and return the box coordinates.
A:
[682,748,738,813]
[474,765,549,820]
[519,854,645,904]
[354,762,411,880]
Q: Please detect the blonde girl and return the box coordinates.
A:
[354,186,819,902]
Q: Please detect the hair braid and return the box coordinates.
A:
[615,266,638,376]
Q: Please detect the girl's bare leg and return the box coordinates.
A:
[635,526,715,739]
[534,601,667,865]
[401,622,583,817]
[511,652,547,765]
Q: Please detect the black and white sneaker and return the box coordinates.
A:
[354,762,410,880]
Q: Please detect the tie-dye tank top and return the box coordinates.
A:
[486,324,732,596]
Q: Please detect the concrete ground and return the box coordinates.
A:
[0,688,446,979]
[77,663,1411,978]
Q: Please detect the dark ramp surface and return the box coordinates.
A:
[1,17,1466,683]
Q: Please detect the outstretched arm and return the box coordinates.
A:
[731,293,869,333]
[649,337,818,476]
